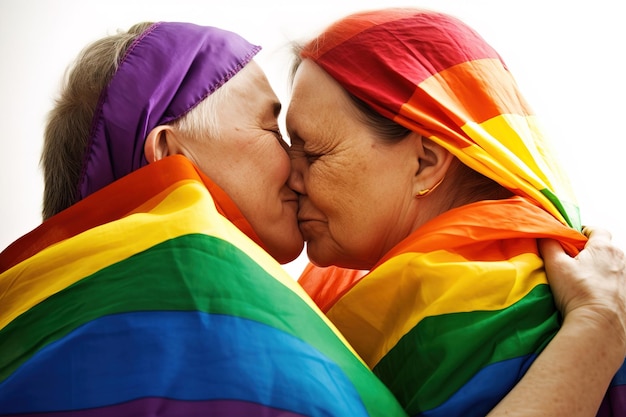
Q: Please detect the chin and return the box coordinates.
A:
[305,243,334,268]
[306,241,369,270]
[273,245,304,264]
[269,235,305,265]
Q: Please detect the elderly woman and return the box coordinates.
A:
[0,22,406,416]
[287,8,626,417]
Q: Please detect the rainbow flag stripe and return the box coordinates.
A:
[0,155,407,417]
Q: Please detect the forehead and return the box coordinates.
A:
[222,60,281,118]
[286,60,356,134]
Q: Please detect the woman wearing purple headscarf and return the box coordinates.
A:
[0,21,408,416]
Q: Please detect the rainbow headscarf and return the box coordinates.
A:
[0,156,407,417]
[301,8,580,230]
[298,8,625,416]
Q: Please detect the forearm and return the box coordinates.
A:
[487,310,624,417]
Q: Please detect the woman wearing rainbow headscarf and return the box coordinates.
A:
[288,8,626,416]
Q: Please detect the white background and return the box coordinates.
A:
[1,0,624,278]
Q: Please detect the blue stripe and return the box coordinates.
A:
[417,355,535,417]
[0,311,368,416]
[611,359,626,386]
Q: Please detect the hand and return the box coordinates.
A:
[539,226,626,355]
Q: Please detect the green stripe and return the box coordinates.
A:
[540,187,581,230]
[373,284,559,414]
[1,234,405,415]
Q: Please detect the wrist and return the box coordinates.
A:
[562,307,626,368]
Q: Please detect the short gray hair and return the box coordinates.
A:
[170,82,230,142]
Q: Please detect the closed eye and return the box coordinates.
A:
[286,135,320,163]
[268,128,290,151]
[304,152,321,163]
[287,143,319,163]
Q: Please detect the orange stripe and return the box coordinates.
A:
[299,264,366,313]
[399,59,534,134]
[373,198,584,271]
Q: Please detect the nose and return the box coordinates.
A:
[288,156,306,195]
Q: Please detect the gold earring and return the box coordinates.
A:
[415,176,445,198]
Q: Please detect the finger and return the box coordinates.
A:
[582,226,612,241]
[538,238,568,262]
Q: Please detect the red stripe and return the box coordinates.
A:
[304,9,503,120]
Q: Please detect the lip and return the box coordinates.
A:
[281,189,299,203]
[296,200,325,224]
[296,206,324,223]
[296,212,312,222]
[297,216,324,224]
[281,191,300,208]
[283,197,299,210]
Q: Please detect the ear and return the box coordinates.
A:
[412,133,454,194]
[144,125,177,163]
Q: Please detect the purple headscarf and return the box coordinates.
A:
[77,21,261,200]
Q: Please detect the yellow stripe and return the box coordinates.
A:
[464,115,548,185]
[327,250,546,366]
[0,182,326,337]
[465,114,576,202]
[426,113,572,225]
[455,145,566,224]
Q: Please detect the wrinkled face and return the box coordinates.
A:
[184,61,303,264]
[286,60,420,270]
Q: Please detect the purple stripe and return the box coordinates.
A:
[0,397,307,417]
[597,384,626,417]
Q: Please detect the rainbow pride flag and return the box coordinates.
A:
[299,198,611,416]
[0,155,407,417]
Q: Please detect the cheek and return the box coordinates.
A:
[277,147,292,176]
[308,155,365,203]
[243,141,291,190]
[305,164,336,205]
[307,164,359,227]
[268,147,291,185]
